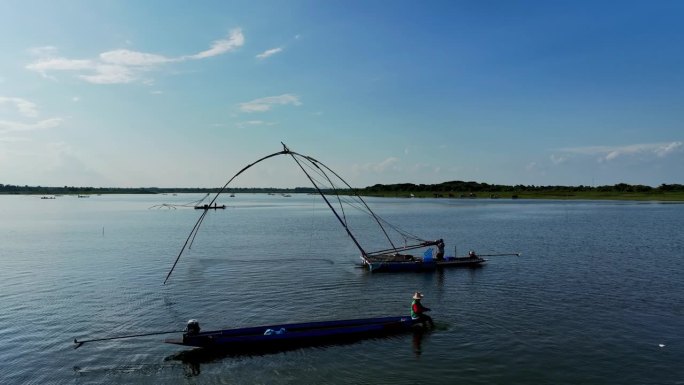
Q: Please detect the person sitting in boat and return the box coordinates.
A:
[435,239,445,261]
[411,292,434,327]
[469,250,478,259]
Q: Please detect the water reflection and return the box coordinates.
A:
[412,328,426,357]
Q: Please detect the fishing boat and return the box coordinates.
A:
[194,203,226,209]
[74,311,429,351]
[165,317,423,349]
[165,143,513,283]
[364,254,486,272]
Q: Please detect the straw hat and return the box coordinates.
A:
[412,292,424,300]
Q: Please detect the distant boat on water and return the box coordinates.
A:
[194,203,226,210]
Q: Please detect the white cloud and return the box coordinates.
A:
[238,94,302,113]
[26,29,244,84]
[256,47,283,60]
[26,58,94,77]
[189,29,244,59]
[0,117,63,133]
[654,141,682,157]
[235,120,273,128]
[559,142,683,162]
[0,96,62,134]
[99,49,174,66]
[0,97,39,117]
[79,64,137,84]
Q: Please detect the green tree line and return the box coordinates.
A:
[2,181,682,196]
[360,181,684,194]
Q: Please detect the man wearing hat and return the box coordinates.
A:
[411,292,434,327]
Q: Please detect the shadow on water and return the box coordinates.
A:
[164,328,434,377]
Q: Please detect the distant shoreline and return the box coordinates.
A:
[2,183,683,201]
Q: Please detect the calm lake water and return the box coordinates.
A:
[0,194,682,384]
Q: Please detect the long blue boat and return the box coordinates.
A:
[165,316,423,349]
[364,255,487,272]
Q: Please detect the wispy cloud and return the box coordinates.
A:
[235,120,275,128]
[188,29,244,59]
[238,94,301,113]
[0,136,30,143]
[256,47,283,60]
[0,97,39,117]
[558,142,683,162]
[99,49,174,66]
[550,154,567,165]
[353,157,401,174]
[26,29,244,84]
[0,96,63,134]
[26,58,95,78]
[0,117,63,133]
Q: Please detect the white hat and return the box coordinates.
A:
[412,292,424,300]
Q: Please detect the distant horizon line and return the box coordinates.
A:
[2,181,683,191]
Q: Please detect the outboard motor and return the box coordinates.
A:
[185,319,201,335]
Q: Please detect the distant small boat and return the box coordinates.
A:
[40,196,55,199]
[229,193,235,197]
[77,195,90,198]
[165,316,423,349]
[194,204,226,210]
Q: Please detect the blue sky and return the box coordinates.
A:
[1,1,683,188]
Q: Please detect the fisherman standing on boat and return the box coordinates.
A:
[411,292,434,327]
[435,239,445,261]
[469,250,478,259]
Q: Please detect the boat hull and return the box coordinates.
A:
[365,257,487,272]
[194,205,226,209]
[166,316,422,349]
